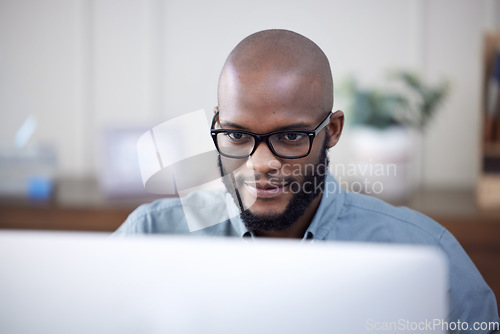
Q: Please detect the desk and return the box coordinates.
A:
[0,178,162,232]
[0,179,499,304]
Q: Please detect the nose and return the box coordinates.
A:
[246,142,282,173]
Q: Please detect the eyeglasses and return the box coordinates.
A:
[210,111,332,159]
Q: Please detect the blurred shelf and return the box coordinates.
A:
[407,186,500,223]
[0,177,165,209]
[484,142,500,156]
[0,178,165,231]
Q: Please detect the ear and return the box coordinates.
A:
[326,110,344,148]
[211,106,220,129]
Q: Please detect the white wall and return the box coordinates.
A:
[0,0,495,189]
[422,0,488,188]
[0,0,87,175]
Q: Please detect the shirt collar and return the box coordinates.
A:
[304,172,344,240]
[226,193,252,238]
[227,172,344,240]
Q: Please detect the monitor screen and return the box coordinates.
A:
[0,231,447,334]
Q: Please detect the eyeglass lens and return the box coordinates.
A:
[216,131,310,158]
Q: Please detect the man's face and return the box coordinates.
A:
[217,66,331,231]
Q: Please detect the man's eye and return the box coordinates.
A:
[227,132,246,140]
[282,133,304,141]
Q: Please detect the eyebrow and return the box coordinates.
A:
[219,120,313,132]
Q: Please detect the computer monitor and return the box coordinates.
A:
[0,231,447,334]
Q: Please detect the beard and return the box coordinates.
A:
[217,137,330,232]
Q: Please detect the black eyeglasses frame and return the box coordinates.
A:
[210,111,332,159]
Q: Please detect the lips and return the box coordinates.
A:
[243,181,289,199]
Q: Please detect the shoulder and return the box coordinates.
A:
[113,189,228,235]
[337,191,500,325]
[114,196,186,234]
[336,191,446,244]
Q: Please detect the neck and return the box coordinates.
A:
[253,192,323,239]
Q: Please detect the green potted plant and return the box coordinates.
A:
[339,71,449,202]
[346,71,449,130]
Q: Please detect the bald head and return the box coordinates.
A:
[218,29,334,112]
[215,31,344,236]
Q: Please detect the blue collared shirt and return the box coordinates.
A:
[114,173,500,333]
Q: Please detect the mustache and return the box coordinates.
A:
[235,173,296,185]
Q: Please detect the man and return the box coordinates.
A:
[114,29,499,332]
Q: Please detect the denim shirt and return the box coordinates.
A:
[114,173,500,334]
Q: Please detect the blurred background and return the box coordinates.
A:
[0,0,500,306]
[1,0,500,208]
[0,0,494,188]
